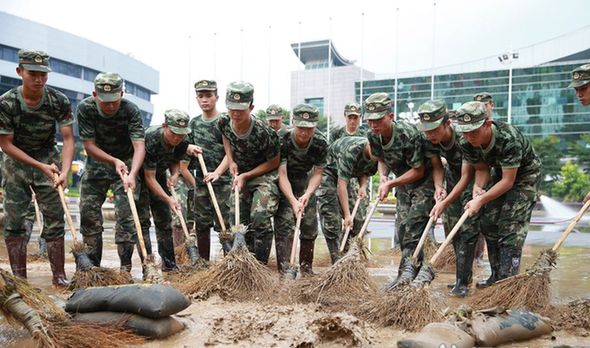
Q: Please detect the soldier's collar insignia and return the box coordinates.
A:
[302,112,309,119]
[368,104,375,111]
[422,113,430,121]
[464,115,471,122]
[103,85,112,92]
[34,55,43,63]
[233,93,241,101]
[574,72,581,80]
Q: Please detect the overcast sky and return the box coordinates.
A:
[1,0,590,124]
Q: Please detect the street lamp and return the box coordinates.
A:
[498,51,519,124]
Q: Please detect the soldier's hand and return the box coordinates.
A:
[298,193,310,211]
[186,144,203,157]
[358,189,367,200]
[464,197,482,217]
[378,181,390,201]
[168,196,181,213]
[290,198,303,216]
[435,187,447,202]
[114,159,128,180]
[233,175,246,193]
[430,201,448,220]
[343,214,354,230]
[204,171,220,183]
[55,171,68,189]
[123,174,136,192]
[41,163,61,186]
[229,162,239,177]
[472,185,485,198]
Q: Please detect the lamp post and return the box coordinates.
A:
[498,51,519,124]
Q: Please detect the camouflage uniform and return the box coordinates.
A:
[275,104,328,273]
[187,109,232,260]
[219,82,280,263]
[265,104,290,140]
[77,73,145,268]
[318,136,377,263]
[365,94,435,268]
[0,49,73,283]
[457,101,541,281]
[140,117,190,271]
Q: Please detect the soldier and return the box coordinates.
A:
[418,99,480,297]
[275,104,328,274]
[317,136,377,264]
[458,101,541,284]
[77,72,146,273]
[219,81,280,263]
[265,104,289,138]
[473,92,494,117]
[186,80,231,259]
[0,49,74,286]
[365,92,435,286]
[141,109,202,272]
[570,65,590,203]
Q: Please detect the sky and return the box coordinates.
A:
[1,0,590,125]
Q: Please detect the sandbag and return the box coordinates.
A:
[65,284,190,319]
[470,309,552,347]
[74,311,185,338]
[397,322,475,348]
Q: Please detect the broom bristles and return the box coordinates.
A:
[432,245,455,271]
[71,268,133,290]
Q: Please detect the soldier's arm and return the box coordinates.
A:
[476,167,517,206]
[357,174,369,200]
[337,178,353,228]
[83,140,128,174]
[432,162,473,219]
[0,134,59,180]
[128,140,145,178]
[431,155,446,201]
[239,155,280,182]
[180,161,196,187]
[222,135,238,176]
[473,161,490,195]
[278,163,297,206]
[58,125,75,187]
[144,168,178,210]
[385,163,425,189]
[304,166,323,197]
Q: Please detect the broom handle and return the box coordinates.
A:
[339,195,362,253]
[358,200,380,240]
[170,187,192,239]
[54,174,78,243]
[289,212,303,264]
[234,186,240,226]
[429,210,469,264]
[412,216,435,261]
[552,199,590,252]
[29,186,43,235]
[125,184,149,260]
[197,153,227,233]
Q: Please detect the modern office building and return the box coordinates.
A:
[0,11,159,139]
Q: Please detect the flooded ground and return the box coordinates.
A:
[1,208,590,347]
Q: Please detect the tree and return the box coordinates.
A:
[551,162,590,202]
[529,136,561,194]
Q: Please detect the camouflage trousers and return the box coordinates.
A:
[317,175,368,242]
[348,178,369,237]
[395,181,435,259]
[229,171,280,253]
[192,182,231,234]
[170,176,190,227]
[2,149,65,240]
[444,181,481,246]
[275,177,319,242]
[79,158,138,244]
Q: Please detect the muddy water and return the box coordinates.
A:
[1,222,590,347]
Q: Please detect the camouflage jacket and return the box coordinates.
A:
[280,129,328,182]
[218,114,280,173]
[368,121,432,188]
[187,113,231,185]
[424,125,463,186]
[330,125,367,143]
[144,125,189,175]
[0,86,73,155]
[77,97,144,162]
[324,136,377,182]
[460,121,541,188]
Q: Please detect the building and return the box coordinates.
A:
[0,11,159,139]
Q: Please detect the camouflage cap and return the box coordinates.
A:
[94,72,123,102]
[568,64,590,88]
[265,104,286,120]
[473,92,493,103]
[344,102,361,117]
[164,109,191,135]
[226,81,254,110]
[292,104,319,128]
[454,101,488,133]
[363,93,392,120]
[417,99,447,131]
[448,109,458,120]
[194,79,217,92]
[18,49,51,73]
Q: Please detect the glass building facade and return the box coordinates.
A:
[356,61,585,142]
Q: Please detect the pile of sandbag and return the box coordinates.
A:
[65,284,191,339]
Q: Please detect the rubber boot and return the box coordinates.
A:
[117,242,134,274]
[450,243,476,297]
[46,237,69,287]
[447,242,473,289]
[299,239,316,276]
[498,246,522,281]
[254,233,273,265]
[476,240,500,288]
[5,236,27,278]
[158,235,179,272]
[24,220,34,244]
[83,234,103,267]
[325,238,341,264]
[386,247,416,289]
[196,229,211,260]
[275,234,290,273]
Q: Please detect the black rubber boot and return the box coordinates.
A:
[158,235,179,272]
[254,233,273,265]
[387,247,417,289]
[299,239,316,276]
[325,238,341,264]
[46,237,69,288]
[447,242,473,289]
[5,236,27,278]
[117,242,134,274]
[498,246,522,281]
[83,234,103,267]
[275,234,290,273]
[476,239,501,288]
[196,229,211,260]
[450,243,476,297]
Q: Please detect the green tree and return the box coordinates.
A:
[551,162,590,202]
[573,133,590,167]
[529,135,561,194]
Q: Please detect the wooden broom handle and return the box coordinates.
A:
[54,175,78,243]
[412,216,436,261]
[234,186,240,227]
[429,210,469,264]
[170,188,192,239]
[197,153,227,233]
[552,199,590,252]
[358,200,380,240]
[125,184,149,260]
[289,212,303,264]
[29,186,43,235]
[339,195,362,253]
